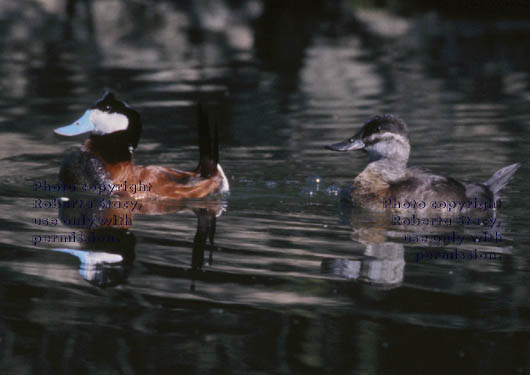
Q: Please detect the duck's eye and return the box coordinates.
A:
[349,138,354,143]
[377,126,381,131]
[105,105,111,111]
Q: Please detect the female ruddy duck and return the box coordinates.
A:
[326,115,519,212]
[54,92,229,199]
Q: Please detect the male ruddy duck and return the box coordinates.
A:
[326,115,519,211]
[54,93,229,199]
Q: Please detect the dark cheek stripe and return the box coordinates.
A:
[363,139,379,147]
[364,135,408,148]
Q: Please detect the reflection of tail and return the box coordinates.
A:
[191,208,217,270]
[484,163,520,195]
[196,103,219,178]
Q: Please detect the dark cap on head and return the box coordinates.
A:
[361,114,408,139]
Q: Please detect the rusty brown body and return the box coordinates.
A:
[105,161,225,200]
[83,139,226,200]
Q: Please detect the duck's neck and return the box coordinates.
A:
[85,135,133,164]
[361,157,408,182]
[365,138,410,174]
[351,158,407,206]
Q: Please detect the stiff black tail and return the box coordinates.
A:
[196,103,219,178]
[484,163,520,195]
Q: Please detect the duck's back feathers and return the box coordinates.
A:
[389,164,517,206]
[389,167,468,203]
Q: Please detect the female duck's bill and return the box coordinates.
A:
[325,130,365,152]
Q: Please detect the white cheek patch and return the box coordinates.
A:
[90,109,128,135]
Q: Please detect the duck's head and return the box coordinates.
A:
[326,115,410,164]
[55,92,142,162]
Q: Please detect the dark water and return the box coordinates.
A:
[1,1,529,374]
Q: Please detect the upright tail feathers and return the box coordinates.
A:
[196,103,219,178]
[484,163,520,195]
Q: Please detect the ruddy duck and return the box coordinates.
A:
[326,115,519,211]
[54,92,229,199]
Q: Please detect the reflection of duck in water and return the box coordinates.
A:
[54,196,223,287]
[54,92,229,199]
[51,227,136,288]
[326,115,519,211]
[321,243,405,288]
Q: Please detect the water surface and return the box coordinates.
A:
[1,1,529,374]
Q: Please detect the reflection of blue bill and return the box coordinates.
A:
[53,248,123,280]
